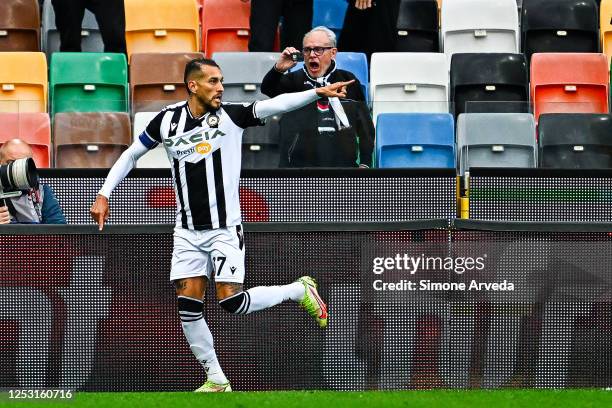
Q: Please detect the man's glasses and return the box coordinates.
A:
[302,46,333,56]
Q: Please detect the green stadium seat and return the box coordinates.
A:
[49,52,128,117]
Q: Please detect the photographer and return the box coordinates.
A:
[0,139,66,224]
[261,26,374,168]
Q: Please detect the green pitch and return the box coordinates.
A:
[4,390,612,408]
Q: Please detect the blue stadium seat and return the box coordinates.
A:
[312,0,348,36]
[376,113,456,168]
[335,52,368,100]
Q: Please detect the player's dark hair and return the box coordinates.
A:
[184,58,221,93]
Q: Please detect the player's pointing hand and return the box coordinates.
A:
[315,79,355,99]
[90,194,110,231]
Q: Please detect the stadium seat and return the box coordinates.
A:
[124,0,199,60]
[530,53,609,123]
[538,113,612,168]
[602,0,612,68]
[0,52,48,113]
[395,0,440,52]
[441,0,519,62]
[211,52,278,102]
[0,0,40,51]
[521,0,599,62]
[42,0,104,57]
[133,112,169,168]
[333,52,369,101]
[375,113,455,168]
[130,52,204,114]
[0,113,51,168]
[313,0,348,37]
[49,52,128,116]
[53,112,131,168]
[456,113,537,174]
[370,53,449,122]
[201,0,251,57]
[242,115,281,169]
[450,53,528,117]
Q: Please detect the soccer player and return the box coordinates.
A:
[90,58,351,392]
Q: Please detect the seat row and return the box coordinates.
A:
[370,52,610,123]
[1,0,264,58]
[398,0,612,65]
[1,50,610,124]
[375,112,612,171]
[0,0,348,59]
[2,111,611,171]
[0,110,281,169]
[3,0,612,66]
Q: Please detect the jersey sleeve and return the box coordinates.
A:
[139,110,165,148]
[222,102,264,129]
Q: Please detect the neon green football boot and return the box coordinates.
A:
[195,380,232,392]
[298,276,328,328]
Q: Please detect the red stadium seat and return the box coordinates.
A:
[201,0,251,57]
[0,113,51,168]
[530,53,609,123]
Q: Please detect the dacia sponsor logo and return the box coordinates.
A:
[164,130,226,148]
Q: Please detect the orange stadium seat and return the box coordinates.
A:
[0,113,51,168]
[0,52,48,113]
[130,52,205,114]
[0,0,40,51]
[201,0,251,57]
[602,0,612,68]
[124,0,199,60]
[53,112,131,168]
[530,53,609,123]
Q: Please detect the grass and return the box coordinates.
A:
[2,390,612,408]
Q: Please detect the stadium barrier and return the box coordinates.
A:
[468,168,612,222]
[1,220,611,390]
[40,168,458,224]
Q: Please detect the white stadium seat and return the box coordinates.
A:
[370,52,449,123]
[441,0,519,62]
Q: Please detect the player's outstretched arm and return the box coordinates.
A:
[89,139,150,230]
[254,79,355,119]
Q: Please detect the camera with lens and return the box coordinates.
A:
[290,52,304,62]
[0,157,39,199]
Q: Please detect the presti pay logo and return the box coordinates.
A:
[196,142,212,154]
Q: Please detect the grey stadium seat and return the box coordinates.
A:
[42,0,104,57]
[456,112,537,174]
[211,52,279,103]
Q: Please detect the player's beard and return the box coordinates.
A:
[200,93,221,112]
[199,94,222,112]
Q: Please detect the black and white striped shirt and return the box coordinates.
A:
[139,101,263,230]
[99,89,320,226]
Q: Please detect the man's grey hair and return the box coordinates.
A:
[303,26,337,47]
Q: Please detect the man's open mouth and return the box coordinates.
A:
[308,61,320,71]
